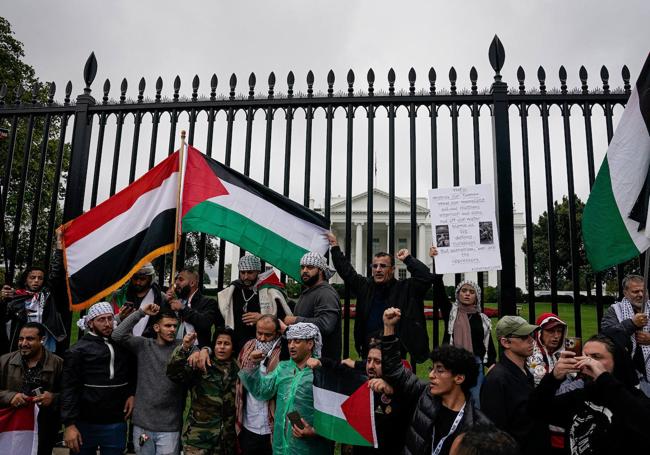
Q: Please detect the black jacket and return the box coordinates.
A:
[4,250,67,353]
[331,246,432,362]
[480,354,546,454]
[179,291,220,348]
[382,334,490,455]
[529,372,650,455]
[60,333,136,426]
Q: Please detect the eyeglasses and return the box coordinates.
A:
[371,263,391,269]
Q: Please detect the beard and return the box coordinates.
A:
[302,273,320,287]
[177,285,191,300]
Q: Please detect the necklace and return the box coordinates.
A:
[241,288,256,312]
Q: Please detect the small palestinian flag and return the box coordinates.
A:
[61,152,178,310]
[181,146,330,281]
[312,365,378,448]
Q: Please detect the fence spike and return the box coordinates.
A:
[138,77,146,103]
[600,65,610,94]
[245,72,255,100]
[155,77,163,102]
[470,66,478,95]
[83,52,98,95]
[579,66,588,94]
[327,70,335,97]
[64,81,72,105]
[367,68,375,96]
[559,66,567,94]
[517,66,526,94]
[306,70,314,97]
[488,35,506,81]
[30,83,39,104]
[429,67,436,95]
[408,67,416,95]
[347,69,355,96]
[47,82,56,104]
[229,73,237,100]
[191,75,200,101]
[120,78,128,103]
[210,74,218,101]
[537,66,546,94]
[622,65,631,95]
[102,79,110,104]
[449,67,457,95]
[14,85,23,105]
[173,75,181,101]
[268,72,275,99]
[287,71,295,98]
[388,68,395,95]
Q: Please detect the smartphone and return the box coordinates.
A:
[287,411,305,429]
[565,337,582,356]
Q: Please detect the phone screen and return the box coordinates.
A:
[287,411,304,429]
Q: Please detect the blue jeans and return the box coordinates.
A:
[76,421,127,455]
[133,425,181,455]
[469,356,485,409]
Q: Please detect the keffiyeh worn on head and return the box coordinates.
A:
[286,322,322,358]
[239,254,262,272]
[76,302,114,329]
[136,262,155,276]
[300,252,335,280]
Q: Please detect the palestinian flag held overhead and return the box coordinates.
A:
[312,365,378,448]
[181,146,330,281]
[61,152,179,310]
[584,54,650,271]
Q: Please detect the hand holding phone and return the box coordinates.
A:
[287,411,305,430]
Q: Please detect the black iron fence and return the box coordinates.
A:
[0,36,632,356]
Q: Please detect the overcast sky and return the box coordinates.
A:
[2,0,649,222]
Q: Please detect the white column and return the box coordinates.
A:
[355,223,364,272]
[385,223,390,253]
[418,224,427,260]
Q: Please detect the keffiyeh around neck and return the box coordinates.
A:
[286,322,322,358]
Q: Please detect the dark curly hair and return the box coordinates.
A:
[429,344,478,394]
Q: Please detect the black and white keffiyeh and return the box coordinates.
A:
[76,301,114,329]
[299,252,335,280]
[286,322,322,358]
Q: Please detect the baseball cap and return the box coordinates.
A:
[495,315,539,339]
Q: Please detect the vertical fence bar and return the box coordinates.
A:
[149,110,161,169]
[324,104,334,225]
[129,111,142,184]
[218,107,236,289]
[90,113,108,208]
[343,89,355,358]
[560,96,582,337]
[540,94,559,314]
[26,112,53,265]
[263,107,274,187]
[109,111,125,196]
[471,97,484,292]
[44,114,69,271]
[0,114,20,272]
[429,97,441,348]
[9,113,36,278]
[366,102,375,271]
[304,105,314,207]
[409,100,418,257]
[489,36,517,316]
[388,103,396,256]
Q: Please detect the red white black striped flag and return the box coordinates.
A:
[60,152,179,311]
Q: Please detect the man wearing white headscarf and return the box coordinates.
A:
[62,302,136,454]
[218,254,292,353]
[284,252,341,360]
[239,322,331,455]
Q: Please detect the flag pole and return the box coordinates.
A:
[170,130,186,288]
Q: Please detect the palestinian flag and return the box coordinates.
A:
[255,269,285,290]
[61,152,179,310]
[181,146,329,281]
[0,402,38,455]
[312,365,377,448]
[584,54,650,271]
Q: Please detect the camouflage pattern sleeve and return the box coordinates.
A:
[166,344,198,384]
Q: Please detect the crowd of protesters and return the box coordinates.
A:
[2,232,650,455]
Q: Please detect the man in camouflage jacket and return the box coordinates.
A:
[167,327,239,455]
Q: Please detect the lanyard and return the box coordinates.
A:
[432,402,466,455]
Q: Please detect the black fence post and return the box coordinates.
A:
[61,53,97,347]
[489,36,517,317]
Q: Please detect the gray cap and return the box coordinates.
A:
[134,262,155,276]
[495,315,539,339]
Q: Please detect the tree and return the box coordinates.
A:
[0,16,70,281]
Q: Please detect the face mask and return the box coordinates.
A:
[255,339,277,355]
